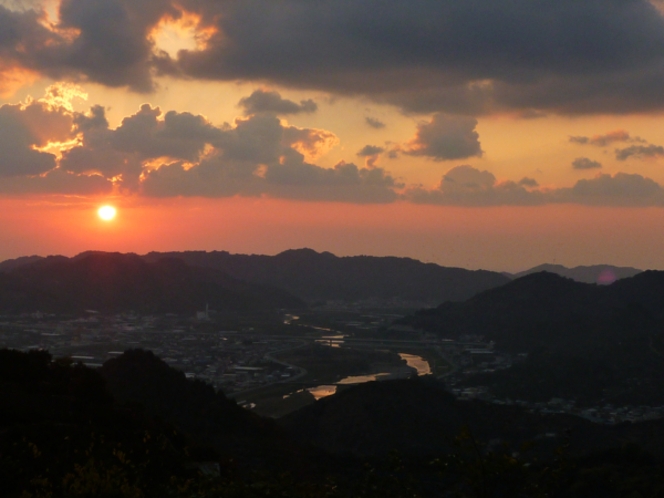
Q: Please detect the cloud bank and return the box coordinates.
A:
[406,166,664,207]
[2,1,664,114]
[3,85,664,207]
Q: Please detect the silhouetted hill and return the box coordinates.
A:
[0,255,44,273]
[98,350,353,481]
[402,271,664,404]
[0,349,195,497]
[100,350,272,446]
[405,270,664,350]
[142,249,510,304]
[7,348,664,496]
[511,263,641,284]
[0,252,304,313]
[280,377,664,459]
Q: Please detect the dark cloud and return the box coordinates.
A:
[141,154,400,203]
[519,110,547,119]
[568,130,664,161]
[0,92,114,194]
[61,105,137,180]
[406,166,664,206]
[615,144,664,160]
[238,90,317,115]
[2,1,664,113]
[55,0,181,91]
[0,100,73,177]
[518,177,539,187]
[572,157,602,170]
[365,117,386,129]
[404,114,482,160]
[111,104,219,160]
[170,0,664,114]
[357,145,385,157]
[0,168,112,195]
[51,98,395,202]
[555,172,664,205]
[407,165,543,206]
[60,104,220,190]
[569,130,643,147]
[0,0,175,92]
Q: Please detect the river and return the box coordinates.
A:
[302,353,431,400]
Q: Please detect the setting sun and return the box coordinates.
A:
[97,205,117,221]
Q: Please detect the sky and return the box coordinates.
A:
[2,0,664,271]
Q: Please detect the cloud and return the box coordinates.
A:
[404,114,482,161]
[572,157,602,170]
[112,104,219,160]
[141,154,400,203]
[406,166,664,206]
[406,165,542,206]
[365,117,386,129]
[6,85,664,206]
[569,130,644,147]
[0,100,73,177]
[2,1,664,114]
[281,125,339,162]
[519,109,547,119]
[568,130,664,161]
[615,144,664,161]
[49,96,394,202]
[238,89,317,115]
[0,168,113,195]
[555,172,664,206]
[60,103,220,189]
[166,0,664,115]
[357,145,385,157]
[519,177,539,187]
[356,144,385,168]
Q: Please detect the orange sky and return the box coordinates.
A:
[1,195,661,272]
[2,0,664,271]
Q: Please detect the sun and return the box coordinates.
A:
[97,205,117,221]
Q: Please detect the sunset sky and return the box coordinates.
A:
[2,0,664,271]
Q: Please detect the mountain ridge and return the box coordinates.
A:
[0,252,304,313]
[510,263,642,284]
[142,248,511,304]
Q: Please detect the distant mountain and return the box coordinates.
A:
[0,252,304,313]
[511,263,642,284]
[142,249,510,304]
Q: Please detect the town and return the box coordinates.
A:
[1,307,662,425]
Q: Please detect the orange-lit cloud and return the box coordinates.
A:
[284,126,338,162]
[569,129,643,147]
[0,65,39,98]
[150,9,217,58]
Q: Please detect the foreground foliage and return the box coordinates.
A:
[3,349,664,497]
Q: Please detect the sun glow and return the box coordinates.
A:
[97,205,117,221]
[150,11,216,58]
